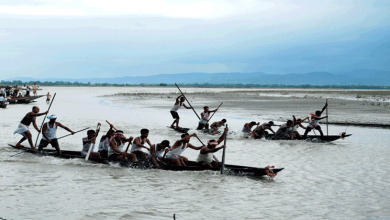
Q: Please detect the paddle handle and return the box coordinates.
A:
[124,140,132,153]
[196,136,205,146]
[34,93,56,148]
[221,124,228,174]
[57,127,90,140]
[85,143,94,161]
[175,83,200,119]
[326,99,328,136]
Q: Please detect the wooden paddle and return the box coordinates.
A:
[85,123,100,161]
[291,117,294,140]
[201,102,223,130]
[175,83,200,119]
[57,127,89,140]
[106,120,118,131]
[220,124,228,174]
[34,93,56,148]
[326,99,328,136]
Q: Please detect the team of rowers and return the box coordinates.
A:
[169,94,329,140]
[13,106,230,171]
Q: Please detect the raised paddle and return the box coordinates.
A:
[175,83,200,119]
[106,120,118,131]
[291,117,294,140]
[326,99,329,136]
[34,93,56,148]
[201,102,223,130]
[56,127,90,140]
[220,124,228,174]
[85,123,100,161]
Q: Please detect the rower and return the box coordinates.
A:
[165,133,203,166]
[81,128,101,158]
[209,119,227,134]
[14,106,49,150]
[33,83,39,96]
[302,102,328,138]
[46,92,51,104]
[130,129,152,160]
[242,121,258,136]
[196,106,218,130]
[272,120,294,140]
[107,130,137,162]
[253,121,276,139]
[170,94,193,129]
[38,115,75,154]
[149,140,170,168]
[289,116,308,139]
[196,127,228,168]
[98,123,116,158]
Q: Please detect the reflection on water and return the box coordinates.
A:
[0,87,389,219]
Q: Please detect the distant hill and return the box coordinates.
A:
[4,69,390,86]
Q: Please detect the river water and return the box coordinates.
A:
[0,87,389,220]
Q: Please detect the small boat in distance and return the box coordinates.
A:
[8,95,44,104]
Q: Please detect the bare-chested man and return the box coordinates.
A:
[46,92,51,104]
[170,94,193,129]
[14,106,48,150]
[165,133,203,166]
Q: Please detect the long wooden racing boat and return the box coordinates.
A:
[8,95,44,104]
[264,133,352,142]
[9,144,284,177]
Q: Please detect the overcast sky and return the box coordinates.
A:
[1,0,389,79]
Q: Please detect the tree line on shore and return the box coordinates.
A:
[1,80,390,90]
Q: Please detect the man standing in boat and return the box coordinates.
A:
[46,92,51,104]
[130,129,152,160]
[196,127,228,168]
[302,102,328,138]
[165,133,203,166]
[38,115,76,154]
[14,106,49,150]
[196,106,219,130]
[33,83,39,96]
[170,94,193,129]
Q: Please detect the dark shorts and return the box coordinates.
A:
[108,153,121,161]
[170,111,180,119]
[38,138,59,150]
[98,150,108,158]
[132,151,146,159]
[196,122,209,130]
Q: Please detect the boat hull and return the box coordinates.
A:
[9,145,283,176]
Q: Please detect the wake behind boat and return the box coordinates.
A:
[9,144,284,177]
